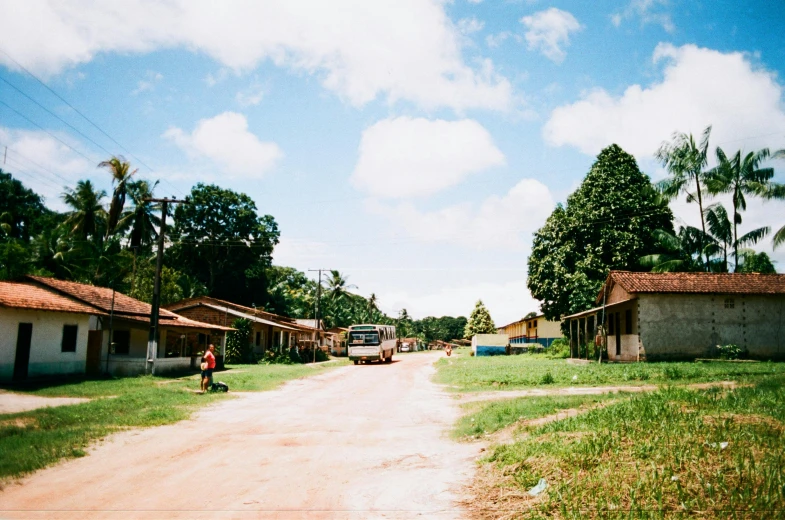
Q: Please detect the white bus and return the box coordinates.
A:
[348,324,397,365]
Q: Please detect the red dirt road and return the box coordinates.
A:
[1,352,477,519]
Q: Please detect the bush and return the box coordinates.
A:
[315,348,328,362]
[717,343,747,360]
[547,338,570,359]
[540,372,555,385]
[225,318,254,363]
[261,349,294,365]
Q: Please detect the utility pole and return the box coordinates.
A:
[144,196,189,375]
[308,269,326,363]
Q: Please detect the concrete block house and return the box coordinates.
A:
[497,314,562,347]
[564,271,785,361]
[0,276,231,381]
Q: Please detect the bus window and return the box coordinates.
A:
[349,331,379,345]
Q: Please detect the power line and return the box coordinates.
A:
[0,139,74,185]
[1,76,117,159]
[0,99,97,163]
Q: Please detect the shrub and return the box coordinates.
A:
[225,318,254,363]
[663,365,683,380]
[315,348,328,362]
[717,343,747,360]
[547,338,570,359]
[540,372,555,385]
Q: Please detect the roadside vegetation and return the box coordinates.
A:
[435,352,784,392]
[471,375,785,519]
[0,361,348,480]
[453,393,623,440]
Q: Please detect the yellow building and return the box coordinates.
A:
[496,314,562,347]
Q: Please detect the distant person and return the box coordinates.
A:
[201,344,216,393]
[445,344,452,357]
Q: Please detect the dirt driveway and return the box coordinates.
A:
[0,352,478,519]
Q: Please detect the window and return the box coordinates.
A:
[61,325,78,352]
[625,310,632,334]
[724,298,735,309]
[533,320,538,328]
[255,331,261,346]
[113,330,131,355]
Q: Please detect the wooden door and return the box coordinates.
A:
[13,323,33,381]
[86,330,103,376]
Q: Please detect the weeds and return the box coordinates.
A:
[476,376,785,518]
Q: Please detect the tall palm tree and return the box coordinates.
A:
[62,180,107,241]
[117,180,161,250]
[655,125,712,268]
[705,147,775,270]
[325,270,357,301]
[639,227,709,272]
[99,156,137,238]
[763,149,785,250]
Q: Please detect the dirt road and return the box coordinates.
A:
[1,352,477,519]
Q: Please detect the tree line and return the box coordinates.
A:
[0,158,469,338]
[527,131,784,321]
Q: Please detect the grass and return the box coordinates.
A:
[0,359,349,480]
[475,375,785,519]
[453,393,624,440]
[435,352,785,392]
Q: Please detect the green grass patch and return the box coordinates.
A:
[454,393,624,440]
[0,359,348,479]
[435,354,785,392]
[481,376,785,518]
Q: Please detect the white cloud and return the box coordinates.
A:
[0,0,512,112]
[457,17,484,35]
[381,278,540,325]
[544,44,785,158]
[351,117,505,199]
[131,70,163,95]
[0,127,92,209]
[236,86,266,107]
[520,8,582,63]
[163,112,283,177]
[370,178,554,250]
[486,32,511,48]
[611,0,674,33]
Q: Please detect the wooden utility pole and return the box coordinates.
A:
[144,197,189,375]
[308,269,327,363]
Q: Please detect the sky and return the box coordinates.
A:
[1,0,784,326]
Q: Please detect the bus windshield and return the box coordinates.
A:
[349,331,379,345]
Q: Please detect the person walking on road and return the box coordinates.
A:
[200,344,216,393]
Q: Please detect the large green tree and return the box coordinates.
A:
[464,300,496,338]
[168,183,280,305]
[528,144,674,320]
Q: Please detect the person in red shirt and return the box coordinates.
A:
[201,344,216,393]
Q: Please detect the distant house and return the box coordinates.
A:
[164,297,327,356]
[326,327,348,356]
[497,314,562,347]
[564,271,785,361]
[471,334,509,356]
[1,276,231,382]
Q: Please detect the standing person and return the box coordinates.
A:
[201,344,216,393]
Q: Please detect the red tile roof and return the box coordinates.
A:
[23,276,230,330]
[0,281,99,314]
[608,271,785,295]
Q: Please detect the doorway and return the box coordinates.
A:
[615,313,621,356]
[13,323,33,381]
[86,330,103,375]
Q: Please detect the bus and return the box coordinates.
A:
[347,324,397,365]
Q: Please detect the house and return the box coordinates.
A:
[294,319,336,352]
[564,271,785,361]
[496,314,562,347]
[1,277,232,382]
[164,297,323,356]
[326,327,348,356]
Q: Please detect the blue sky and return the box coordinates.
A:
[1,0,784,325]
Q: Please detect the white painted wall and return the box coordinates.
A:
[0,308,91,382]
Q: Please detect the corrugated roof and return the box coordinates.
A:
[0,281,100,315]
[608,271,785,295]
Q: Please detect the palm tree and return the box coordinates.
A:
[99,156,137,238]
[763,149,785,250]
[62,180,107,241]
[325,270,356,301]
[705,147,776,270]
[655,126,712,269]
[117,180,161,250]
[704,203,770,272]
[639,227,708,272]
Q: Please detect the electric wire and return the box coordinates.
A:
[0,139,74,185]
